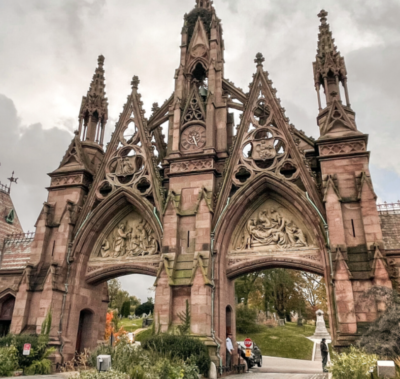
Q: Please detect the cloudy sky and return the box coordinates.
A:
[1,0,399,300]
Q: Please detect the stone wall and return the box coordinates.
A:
[380,212,400,250]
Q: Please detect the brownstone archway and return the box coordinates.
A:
[53,188,161,361]
[211,173,336,363]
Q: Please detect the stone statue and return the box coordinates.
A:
[236,207,308,250]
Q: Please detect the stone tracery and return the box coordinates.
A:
[232,97,301,187]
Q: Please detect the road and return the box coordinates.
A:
[228,356,328,379]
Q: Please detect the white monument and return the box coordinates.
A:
[310,309,331,340]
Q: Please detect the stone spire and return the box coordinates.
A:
[78,55,109,146]
[313,10,351,110]
[196,0,213,10]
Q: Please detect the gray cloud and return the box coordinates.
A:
[0,94,72,231]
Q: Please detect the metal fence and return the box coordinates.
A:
[377,201,400,215]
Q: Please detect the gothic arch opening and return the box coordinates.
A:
[0,294,15,337]
[76,309,94,353]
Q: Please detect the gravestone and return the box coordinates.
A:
[377,361,396,378]
[310,310,331,340]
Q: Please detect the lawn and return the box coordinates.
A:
[135,328,152,342]
[237,322,315,360]
[119,318,143,332]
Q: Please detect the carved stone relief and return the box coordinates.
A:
[170,158,213,173]
[51,175,89,187]
[91,212,159,260]
[319,141,365,156]
[233,200,314,252]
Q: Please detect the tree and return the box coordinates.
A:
[135,301,154,317]
[236,304,259,334]
[108,279,121,309]
[359,286,400,358]
[297,272,327,311]
[115,289,130,312]
[121,301,131,318]
[129,296,141,307]
[235,273,261,305]
[107,279,131,312]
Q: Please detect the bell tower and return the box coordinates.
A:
[155,1,227,339]
[167,0,227,159]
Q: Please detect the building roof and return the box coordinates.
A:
[0,184,24,246]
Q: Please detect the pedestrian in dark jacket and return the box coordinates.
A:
[320,338,329,373]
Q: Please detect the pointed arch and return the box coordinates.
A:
[214,171,328,269]
[71,187,163,262]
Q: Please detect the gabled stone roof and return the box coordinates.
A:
[0,186,23,246]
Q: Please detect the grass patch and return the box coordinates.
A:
[237,322,315,360]
[135,328,152,342]
[119,318,142,333]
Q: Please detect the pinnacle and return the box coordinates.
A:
[255,53,265,67]
[131,76,140,90]
[318,9,328,24]
[98,55,105,67]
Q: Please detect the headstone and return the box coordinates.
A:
[377,361,396,378]
[208,362,217,379]
[278,319,285,326]
[310,310,331,340]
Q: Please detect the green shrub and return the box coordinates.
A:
[89,338,200,379]
[236,305,260,334]
[78,369,128,379]
[0,345,19,377]
[329,346,378,379]
[142,334,210,376]
[0,334,53,372]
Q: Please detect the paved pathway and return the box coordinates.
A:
[229,374,327,379]
[228,356,328,378]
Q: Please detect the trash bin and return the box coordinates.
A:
[97,355,111,371]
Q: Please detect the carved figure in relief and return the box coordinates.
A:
[100,239,111,257]
[236,207,308,250]
[113,223,132,257]
[96,217,159,259]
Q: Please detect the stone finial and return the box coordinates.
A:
[255,53,265,67]
[318,9,328,25]
[131,76,140,90]
[152,102,160,114]
[74,130,79,136]
[98,55,105,67]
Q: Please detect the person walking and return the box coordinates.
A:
[238,344,251,372]
[320,338,329,373]
[226,333,234,371]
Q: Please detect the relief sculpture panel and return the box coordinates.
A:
[91,212,159,261]
[233,199,315,253]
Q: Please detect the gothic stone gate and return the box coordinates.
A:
[3,1,394,364]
